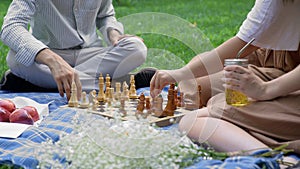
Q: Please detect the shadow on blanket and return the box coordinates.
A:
[0,70,57,92]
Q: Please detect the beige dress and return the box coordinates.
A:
[207,48,300,154]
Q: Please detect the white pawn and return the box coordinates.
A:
[114,82,122,101]
[79,91,89,108]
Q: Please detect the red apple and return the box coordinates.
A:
[0,99,16,113]
[0,107,11,122]
[21,106,39,122]
[9,109,34,125]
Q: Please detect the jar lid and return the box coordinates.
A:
[224,59,248,66]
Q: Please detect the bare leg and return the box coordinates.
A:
[179,108,268,153]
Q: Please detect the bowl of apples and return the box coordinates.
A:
[0,99,40,125]
[0,97,50,138]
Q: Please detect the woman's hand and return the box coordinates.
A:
[150,70,176,98]
[36,49,82,100]
[223,65,270,101]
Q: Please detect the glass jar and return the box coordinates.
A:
[224,58,249,106]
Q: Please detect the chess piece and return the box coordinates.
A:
[136,93,145,113]
[184,85,203,110]
[145,96,151,113]
[92,98,99,111]
[118,97,127,116]
[135,93,145,120]
[97,73,106,102]
[89,90,99,111]
[112,82,121,107]
[106,87,114,107]
[198,85,204,108]
[163,83,176,116]
[110,87,115,105]
[114,82,122,101]
[129,75,138,99]
[177,92,185,107]
[105,74,111,88]
[141,109,148,119]
[121,81,129,101]
[153,95,164,117]
[173,89,178,110]
[99,101,106,112]
[105,74,111,100]
[89,90,97,103]
[68,81,78,107]
[79,91,89,108]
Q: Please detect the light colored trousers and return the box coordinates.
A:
[7,37,147,91]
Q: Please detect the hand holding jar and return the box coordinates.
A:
[223,60,269,105]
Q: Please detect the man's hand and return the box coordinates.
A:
[108,28,143,46]
[35,49,82,100]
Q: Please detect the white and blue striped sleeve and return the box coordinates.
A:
[96,0,124,45]
[0,0,48,67]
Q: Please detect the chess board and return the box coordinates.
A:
[64,74,201,127]
[62,99,191,127]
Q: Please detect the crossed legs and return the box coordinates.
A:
[178,70,268,153]
[7,37,146,91]
[178,108,268,153]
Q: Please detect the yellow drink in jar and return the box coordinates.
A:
[225,88,248,106]
[224,59,249,106]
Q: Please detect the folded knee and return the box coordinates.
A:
[121,36,147,60]
[179,109,220,143]
[179,111,199,135]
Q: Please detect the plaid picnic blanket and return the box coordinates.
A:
[0,92,71,168]
[0,90,284,169]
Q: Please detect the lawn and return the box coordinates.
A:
[0,0,11,79]
[0,0,255,78]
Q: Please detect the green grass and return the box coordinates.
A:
[0,0,255,77]
[115,0,253,46]
[0,0,11,78]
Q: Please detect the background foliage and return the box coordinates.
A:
[0,0,254,77]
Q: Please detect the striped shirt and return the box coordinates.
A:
[0,0,124,67]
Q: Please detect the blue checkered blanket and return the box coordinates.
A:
[0,90,286,169]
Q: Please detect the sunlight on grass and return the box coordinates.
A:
[119,12,214,71]
[0,0,255,79]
